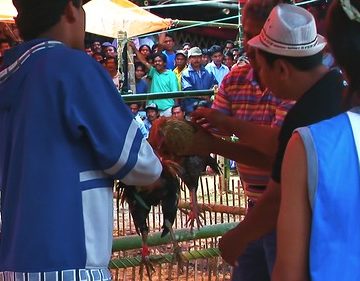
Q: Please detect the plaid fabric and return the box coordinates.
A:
[212,63,294,201]
[0,269,111,281]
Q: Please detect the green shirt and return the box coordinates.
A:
[147,66,178,111]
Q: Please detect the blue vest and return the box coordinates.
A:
[306,110,360,280]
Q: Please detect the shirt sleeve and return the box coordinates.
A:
[63,57,161,186]
[169,71,179,92]
[211,72,232,115]
[181,71,194,91]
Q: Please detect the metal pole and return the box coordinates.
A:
[121,89,215,102]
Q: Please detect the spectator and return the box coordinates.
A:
[171,104,186,120]
[173,50,187,90]
[224,40,235,53]
[91,40,102,53]
[139,44,152,63]
[128,102,148,138]
[130,42,178,116]
[0,39,11,65]
[182,42,191,53]
[223,50,235,70]
[144,103,160,132]
[102,42,117,58]
[103,56,120,90]
[206,44,229,84]
[84,44,93,56]
[92,51,103,62]
[181,46,217,114]
[159,33,176,70]
[201,48,211,66]
[135,62,148,94]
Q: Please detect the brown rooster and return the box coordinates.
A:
[148,117,221,230]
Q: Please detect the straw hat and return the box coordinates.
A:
[248,4,327,57]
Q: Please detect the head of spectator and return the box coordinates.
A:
[151,43,159,54]
[194,100,212,110]
[326,0,360,108]
[224,40,235,53]
[84,44,93,56]
[135,62,146,81]
[163,33,176,52]
[145,103,160,122]
[129,102,141,116]
[102,43,117,58]
[92,52,103,62]
[102,56,118,78]
[91,41,102,53]
[224,50,235,69]
[248,4,326,100]
[139,44,152,60]
[175,50,187,71]
[188,46,203,71]
[171,104,185,120]
[182,42,191,52]
[231,47,241,61]
[0,39,11,57]
[151,52,167,73]
[208,45,224,67]
[201,48,211,66]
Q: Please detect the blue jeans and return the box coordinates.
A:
[231,231,276,281]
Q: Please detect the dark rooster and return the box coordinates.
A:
[117,160,183,278]
[148,117,221,230]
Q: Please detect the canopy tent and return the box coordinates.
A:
[84,0,172,38]
[0,0,17,23]
[0,0,172,38]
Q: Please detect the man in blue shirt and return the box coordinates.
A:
[181,47,218,114]
[0,0,162,278]
[205,45,230,85]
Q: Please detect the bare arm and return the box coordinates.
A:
[186,127,274,170]
[219,179,281,265]
[128,41,151,70]
[272,133,311,281]
[191,107,280,157]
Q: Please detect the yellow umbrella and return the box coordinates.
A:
[0,0,17,23]
[84,0,172,38]
[0,0,171,37]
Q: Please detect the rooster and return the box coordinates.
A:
[117,160,183,278]
[148,117,221,230]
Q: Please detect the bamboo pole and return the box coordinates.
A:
[112,222,237,251]
[109,248,221,269]
[178,201,245,216]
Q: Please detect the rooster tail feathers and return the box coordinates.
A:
[161,159,184,178]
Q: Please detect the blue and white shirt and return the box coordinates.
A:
[0,39,161,274]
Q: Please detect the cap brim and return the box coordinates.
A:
[248,34,327,57]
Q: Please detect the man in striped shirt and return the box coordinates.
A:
[211,0,294,279]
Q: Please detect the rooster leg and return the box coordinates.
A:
[186,189,205,232]
[139,231,154,280]
[164,220,185,272]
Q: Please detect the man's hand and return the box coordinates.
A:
[191,108,232,136]
[219,224,249,266]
